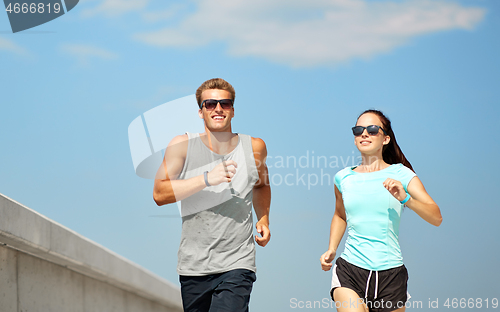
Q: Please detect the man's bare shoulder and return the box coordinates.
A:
[165,134,189,159]
[168,134,189,146]
[251,137,267,153]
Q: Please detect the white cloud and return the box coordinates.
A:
[0,37,29,56]
[60,43,118,66]
[81,0,149,18]
[132,0,486,67]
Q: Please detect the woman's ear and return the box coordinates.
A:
[383,135,391,145]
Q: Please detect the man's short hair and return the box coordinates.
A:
[196,78,236,108]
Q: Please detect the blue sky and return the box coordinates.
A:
[1,0,499,311]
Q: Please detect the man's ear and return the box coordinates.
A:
[198,108,203,119]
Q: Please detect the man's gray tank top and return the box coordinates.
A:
[177,132,259,276]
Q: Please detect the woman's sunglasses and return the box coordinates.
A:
[352,125,387,136]
[200,99,234,110]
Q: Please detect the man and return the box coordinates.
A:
[153,78,271,312]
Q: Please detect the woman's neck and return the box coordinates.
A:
[357,155,389,172]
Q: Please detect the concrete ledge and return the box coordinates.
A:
[0,193,182,311]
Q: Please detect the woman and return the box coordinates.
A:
[320,109,442,312]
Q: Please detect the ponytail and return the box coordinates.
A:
[358,109,414,172]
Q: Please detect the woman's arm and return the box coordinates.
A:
[383,177,443,226]
[320,185,347,271]
[405,177,443,226]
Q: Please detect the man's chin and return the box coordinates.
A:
[206,125,231,132]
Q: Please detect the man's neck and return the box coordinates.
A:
[202,131,239,155]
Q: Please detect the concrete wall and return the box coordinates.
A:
[0,193,183,312]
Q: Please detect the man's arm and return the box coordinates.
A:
[252,137,271,247]
[153,135,237,206]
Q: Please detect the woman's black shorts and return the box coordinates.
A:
[330,257,409,312]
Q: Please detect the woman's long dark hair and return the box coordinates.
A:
[358,109,414,172]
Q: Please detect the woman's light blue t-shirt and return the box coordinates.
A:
[334,164,416,271]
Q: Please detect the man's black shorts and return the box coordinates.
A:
[180,269,256,312]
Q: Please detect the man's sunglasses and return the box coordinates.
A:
[352,125,387,136]
[200,99,234,110]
